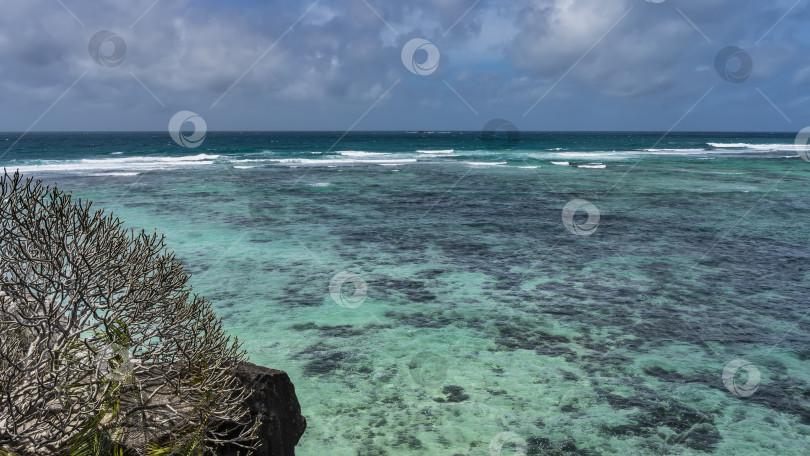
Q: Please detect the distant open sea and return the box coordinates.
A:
[2,131,809,455]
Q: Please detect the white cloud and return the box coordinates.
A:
[0,0,807,130]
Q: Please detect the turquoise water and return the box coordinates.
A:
[2,132,810,455]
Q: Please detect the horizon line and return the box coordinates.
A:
[0,130,802,134]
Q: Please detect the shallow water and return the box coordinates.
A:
[3,132,810,455]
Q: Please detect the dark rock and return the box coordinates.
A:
[433,385,470,403]
[220,362,307,456]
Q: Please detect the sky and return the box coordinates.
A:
[1,0,809,132]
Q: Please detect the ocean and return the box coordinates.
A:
[2,131,809,455]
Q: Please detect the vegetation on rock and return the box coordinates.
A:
[0,172,259,455]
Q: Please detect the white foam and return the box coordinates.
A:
[82,154,220,164]
[547,151,634,160]
[708,143,804,151]
[89,172,139,176]
[276,158,417,166]
[307,182,332,187]
[545,147,762,160]
[578,164,606,169]
[339,151,390,157]
[233,165,254,169]
[417,149,454,154]
[551,161,570,166]
[707,143,750,148]
[379,160,417,165]
[643,148,707,154]
[5,154,220,174]
[111,152,124,155]
[518,166,539,169]
[466,161,507,166]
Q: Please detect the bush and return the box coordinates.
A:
[0,172,259,455]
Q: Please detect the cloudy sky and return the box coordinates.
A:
[1,0,808,131]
